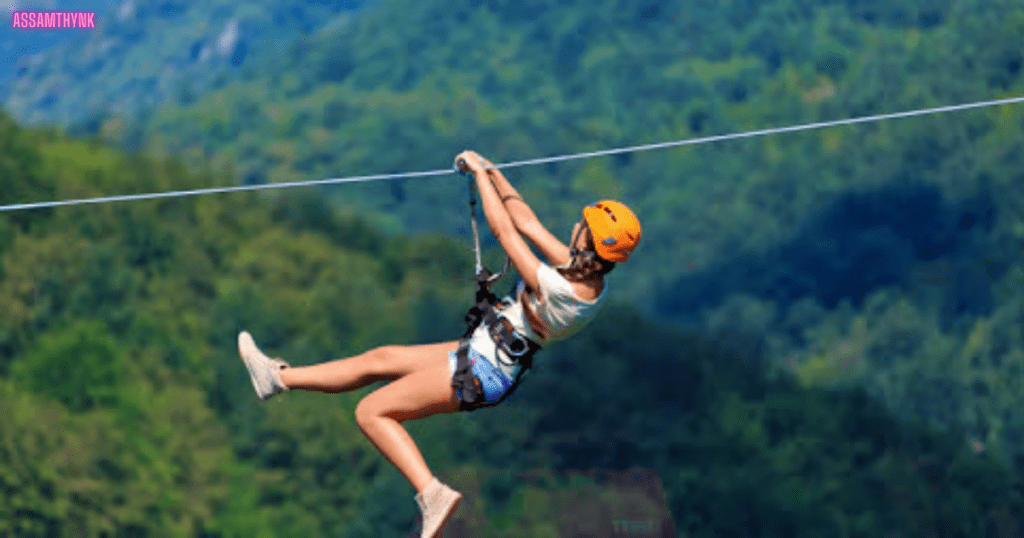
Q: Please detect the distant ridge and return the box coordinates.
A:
[0,0,113,83]
[0,0,365,127]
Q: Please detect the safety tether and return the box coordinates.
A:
[457,157,510,291]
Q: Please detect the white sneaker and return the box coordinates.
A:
[238,331,289,400]
[414,477,462,538]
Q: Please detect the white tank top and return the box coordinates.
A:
[499,263,607,344]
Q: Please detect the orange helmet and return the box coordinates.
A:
[582,200,641,263]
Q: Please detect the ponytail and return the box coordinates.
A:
[556,233,615,282]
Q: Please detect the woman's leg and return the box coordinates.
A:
[279,341,459,394]
[353,357,461,493]
[248,333,461,490]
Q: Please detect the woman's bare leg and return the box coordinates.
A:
[269,337,461,491]
[354,359,461,493]
[279,341,458,394]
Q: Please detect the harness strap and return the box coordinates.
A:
[452,302,540,412]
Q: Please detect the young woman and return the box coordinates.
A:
[237,150,641,538]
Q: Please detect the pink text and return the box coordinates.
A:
[12,11,96,29]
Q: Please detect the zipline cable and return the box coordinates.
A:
[493,95,1024,170]
[0,168,454,212]
[1,95,1022,213]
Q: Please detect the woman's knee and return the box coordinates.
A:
[354,393,411,431]
[354,396,382,430]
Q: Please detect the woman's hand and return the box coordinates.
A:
[455,150,488,175]
[458,151,545,299]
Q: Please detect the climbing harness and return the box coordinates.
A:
[451,159,541,411]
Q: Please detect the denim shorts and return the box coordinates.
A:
[448,326,518,404]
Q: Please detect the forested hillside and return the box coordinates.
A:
[0,111,1022,537]
[69,0,1024,463]
[0,0,366,128]
[4,0,1024,535]
[118,0,1024,291]
[0,0,114,83]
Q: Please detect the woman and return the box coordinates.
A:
[237,150,641,538]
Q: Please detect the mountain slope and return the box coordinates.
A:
[0,0,365,127]
[7,0,1024,472]
[2,109,1022,536]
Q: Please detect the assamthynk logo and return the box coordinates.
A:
[12,11,95,28]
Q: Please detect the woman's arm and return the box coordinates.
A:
[473,153,572,267]
[476,156,539,232]
[456,151,542,293]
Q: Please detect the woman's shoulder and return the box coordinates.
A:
[534,261,560,282]
[537,264,605,304]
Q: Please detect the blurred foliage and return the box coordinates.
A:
[0,0,366,128]
[1,108,1022,536]
[103,0,1024,308]
[2,0,1024,535]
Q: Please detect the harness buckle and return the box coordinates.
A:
[489,316,531,358]
[453,302,541,412]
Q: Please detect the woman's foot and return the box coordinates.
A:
[415,477,462,538]
[238,331,289,400]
